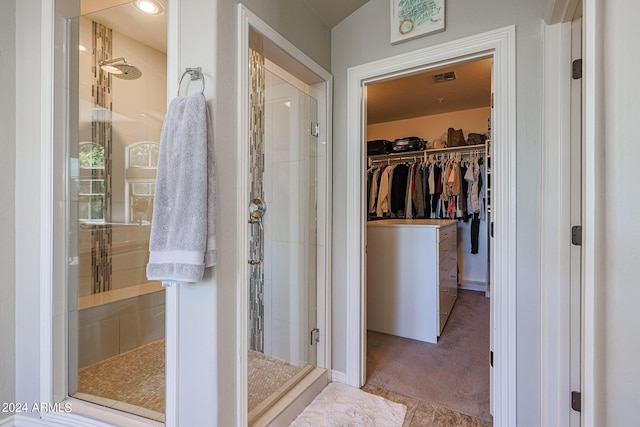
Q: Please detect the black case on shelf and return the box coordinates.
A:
[390,136,425,153]
[367,139,392,155]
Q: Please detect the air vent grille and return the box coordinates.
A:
[433,71,456,83]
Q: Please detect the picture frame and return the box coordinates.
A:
[390,0,445,44]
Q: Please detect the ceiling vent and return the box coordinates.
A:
[432,71,456,83]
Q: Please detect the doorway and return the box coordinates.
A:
[238,6,333,426]
[363,57,493,423]
[344,26,517,426]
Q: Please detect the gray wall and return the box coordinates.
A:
[602,1,640,424]
[0,0,16,420]
[238,0,331,70]
[331,0,543,425]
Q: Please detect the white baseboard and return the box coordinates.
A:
[331,370,348,384]
[0,415,14,427]
[458,281,487,293]
[10,401,162,427]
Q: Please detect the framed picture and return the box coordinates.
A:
[390,0,445,44]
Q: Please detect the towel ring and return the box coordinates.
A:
[178,67,205,96]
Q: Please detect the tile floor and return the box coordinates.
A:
[363,384,493,427]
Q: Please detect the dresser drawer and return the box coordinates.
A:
[439,310,452,334]
[439,248,457,272]
[439,235,456,256]
[439,225,457,248]
[439,285,451,311]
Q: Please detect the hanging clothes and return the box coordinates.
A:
[376,165,393,217]
[390,163,409,216]
[413,164,425,218]
[369,167,381,214]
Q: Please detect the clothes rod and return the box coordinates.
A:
[368,143,485,160]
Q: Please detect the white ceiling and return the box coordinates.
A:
[367,58,493,124]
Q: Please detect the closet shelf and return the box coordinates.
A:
[368,143,486,162]
[424,143,486,153]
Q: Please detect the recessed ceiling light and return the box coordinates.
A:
[133,0,164,15]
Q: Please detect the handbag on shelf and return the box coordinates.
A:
[447,128,466,147]
[467,133,487,146]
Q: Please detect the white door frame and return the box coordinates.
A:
[540,21,574,427]
[237,5,333,426]
[344,26,517,426]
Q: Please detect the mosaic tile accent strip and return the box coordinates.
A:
[91,22,113,293]
[249,43,265,353]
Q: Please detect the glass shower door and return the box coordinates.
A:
[247,58,319,415]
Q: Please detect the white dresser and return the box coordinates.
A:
[367,219,458,343]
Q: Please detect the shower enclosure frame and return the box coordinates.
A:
[237,5,333,426]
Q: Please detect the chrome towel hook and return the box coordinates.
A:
[178,67,205,96]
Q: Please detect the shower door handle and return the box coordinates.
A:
[248,197,266,265]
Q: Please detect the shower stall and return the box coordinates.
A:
[64,3,330,423]
[67,4,168,421]
[242,15,331,423]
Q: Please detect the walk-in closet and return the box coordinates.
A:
[363,57,494,424]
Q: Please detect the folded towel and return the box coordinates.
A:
[146,92,216,283]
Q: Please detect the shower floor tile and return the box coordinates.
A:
[74,339,307,418]
[77,339,165,415]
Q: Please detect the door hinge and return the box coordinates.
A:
[311,122,320,137]
[490,351,494,367]
[572,59,583,80]
[571,391,582,412]
[311,328,320,345]
[491,222,494,238]
[572,225,582,246]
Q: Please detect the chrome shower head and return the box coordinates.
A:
[99,57,142,80]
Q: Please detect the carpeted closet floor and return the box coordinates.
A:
[366,289,492,426]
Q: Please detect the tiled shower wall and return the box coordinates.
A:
[261,67,318,367]
[78,17,167,297]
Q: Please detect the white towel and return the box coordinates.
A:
[146,92,216,283]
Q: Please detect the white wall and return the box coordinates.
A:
[15,0,48,409]
[0,0,16,420]
[331,0,543,425]
[602,1,640,424]
[367,106,491,143]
